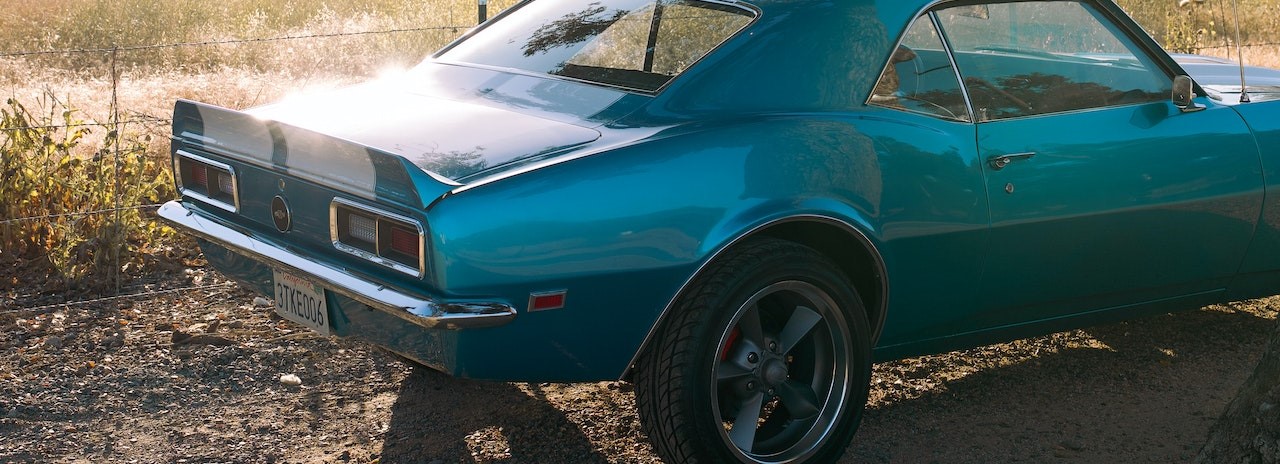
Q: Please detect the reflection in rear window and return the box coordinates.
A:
[438,0,755,93]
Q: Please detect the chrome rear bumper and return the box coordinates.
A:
[157,201,516,330]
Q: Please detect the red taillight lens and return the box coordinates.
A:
[190,164,208,188]
[389,225,419,257]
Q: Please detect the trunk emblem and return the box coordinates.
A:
[271,195,291,232]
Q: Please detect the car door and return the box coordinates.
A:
[934,1,1263,329]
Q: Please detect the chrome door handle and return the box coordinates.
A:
[988,152,1036,170]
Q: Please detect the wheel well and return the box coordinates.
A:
[759,221,886,344]
[622,218,888,381]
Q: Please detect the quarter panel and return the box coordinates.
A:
[428,112,987,379]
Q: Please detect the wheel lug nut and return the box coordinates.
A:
[768,341,778,352]
[768,388,775,396]
[747,352,759,363]
[746,381,756,391]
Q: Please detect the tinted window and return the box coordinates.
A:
[870,16,971,122]
[439,0,754,93]
[935,1,1170,121]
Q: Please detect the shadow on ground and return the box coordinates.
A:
[380,368,612,463]
[364,302,1275,463]
[847,303,1276,463]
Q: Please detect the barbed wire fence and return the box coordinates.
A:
[1,23,477,314]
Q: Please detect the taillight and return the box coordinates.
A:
[190,163,208,188]
[331,198,425,277]
[175,150,239,212]
[387,225,420,258]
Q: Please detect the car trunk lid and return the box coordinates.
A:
[246,77,606,182]
[172,83,607,209]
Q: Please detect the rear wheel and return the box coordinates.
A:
[636,238,872,463]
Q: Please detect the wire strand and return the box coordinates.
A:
[4,281,238,314]
[0,117,171,133]
[0,204,166,225]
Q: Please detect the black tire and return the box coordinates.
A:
[636,238,873,464]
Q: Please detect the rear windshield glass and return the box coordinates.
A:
[437,0,755,93]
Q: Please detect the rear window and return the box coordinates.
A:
[438,0,755,93]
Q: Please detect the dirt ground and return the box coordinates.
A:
[2,264,1276,464]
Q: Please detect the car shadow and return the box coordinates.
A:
[371,302,1275,464]
[845,302,1277,464]
[379,367,611,463]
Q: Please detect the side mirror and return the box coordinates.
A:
[1172,75,1204,113]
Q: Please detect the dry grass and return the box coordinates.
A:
[1199,45,1280,69]
[0,0,522,71]
[0,0,520,158]
[1115,0,1280,53]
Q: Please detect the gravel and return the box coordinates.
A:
[2,264,1276,463]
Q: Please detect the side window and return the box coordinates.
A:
[870,16,971,122]
[557,1,754,92]
[443,0,754,93]
[935,1,1170,121]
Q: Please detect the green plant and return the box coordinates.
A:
[0,95,176,290]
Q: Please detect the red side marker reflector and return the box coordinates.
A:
[529,291,567,312]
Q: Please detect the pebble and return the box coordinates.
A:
[253,297,272,307]
[606,382,635,393]
[171,331,235,347]
[102,334,125,348]
[279,374,302,386]
[44,336,63,349]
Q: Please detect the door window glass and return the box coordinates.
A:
[935,2,1170,121]
[870,16,971,122]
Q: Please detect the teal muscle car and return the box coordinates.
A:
[159,0,1280,462]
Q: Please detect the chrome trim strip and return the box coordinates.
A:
[176,150,240,213]
[329,197,427,278]
[181,190,238,214]
[159,201,515,330]
[929,11,979,123]
[620,214,890,380]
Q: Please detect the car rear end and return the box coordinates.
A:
[161,100,517,373]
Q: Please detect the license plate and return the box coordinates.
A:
[273,269,330,335]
